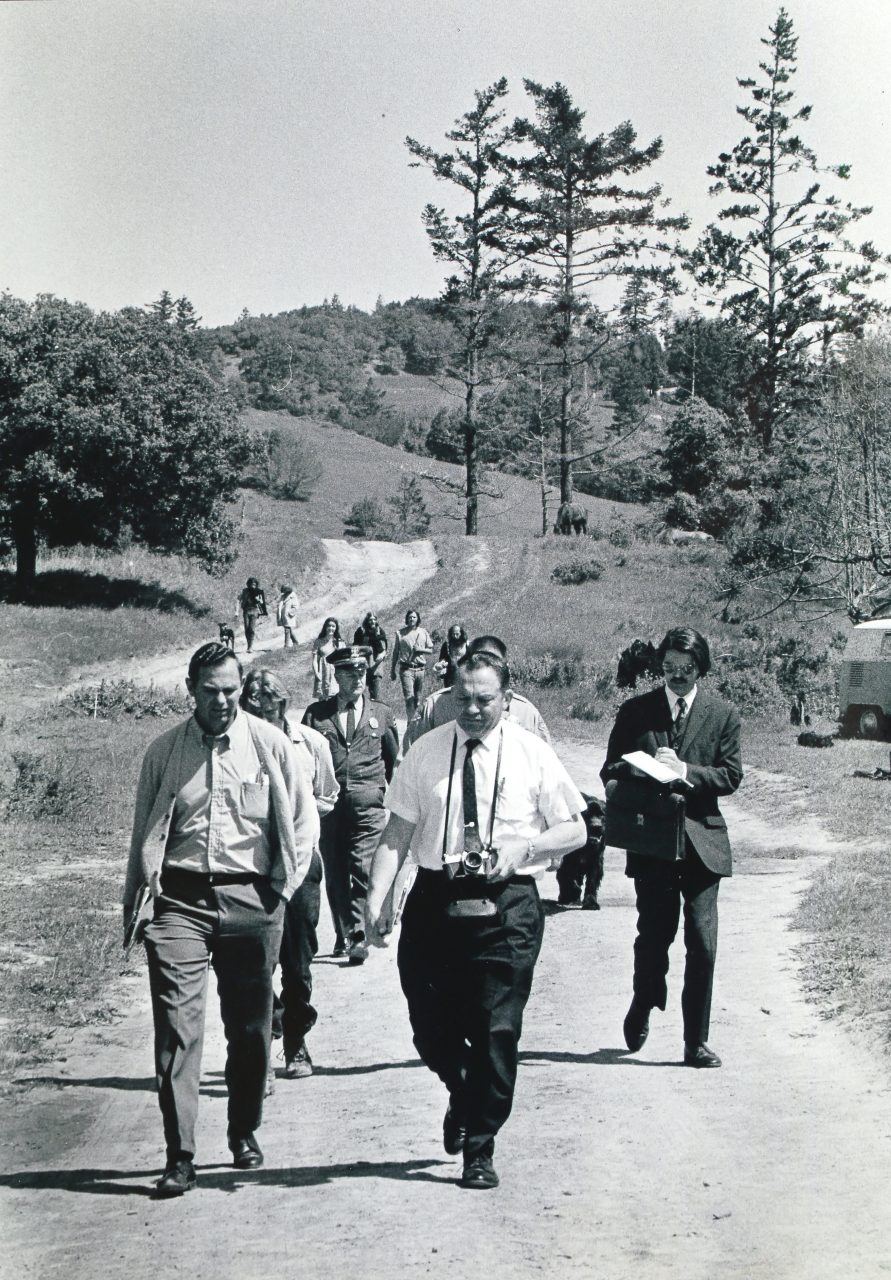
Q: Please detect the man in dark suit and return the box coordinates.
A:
[601,626,742,1068]
[302,645,398,965]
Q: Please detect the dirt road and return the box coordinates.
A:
[3,741,890,1280]
[56,537,439,695]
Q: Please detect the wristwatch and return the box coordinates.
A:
[525,838,537,863]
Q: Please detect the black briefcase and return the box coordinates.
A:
[603,778,686,861]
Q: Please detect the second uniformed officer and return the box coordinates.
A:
[302,645,398,964]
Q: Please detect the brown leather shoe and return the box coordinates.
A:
[684,1042,722,1069]
[154,1159,197,1197]
[623,996,651,1052]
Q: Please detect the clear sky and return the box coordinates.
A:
[2,0,890,326]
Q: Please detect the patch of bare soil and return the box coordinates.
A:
[3,741,891,1278]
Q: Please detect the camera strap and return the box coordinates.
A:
[441,728,504,867]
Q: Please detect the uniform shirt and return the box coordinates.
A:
[410,686,551,744]
[336,693,364,739]
[164,711,273,876]
[386,719,584,880]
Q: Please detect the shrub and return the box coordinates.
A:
[57,680,192,721]
[511,650,585,687]
[388,476,430,540]
[662,491,702,531]
[251,428,322,501]
[569,664,621,722]
[551,556,604,586]
[3,751,98,821]
[344,498,392,540]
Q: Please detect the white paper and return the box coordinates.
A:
[622,751,693,787]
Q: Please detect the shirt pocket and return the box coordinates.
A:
[240,780,271,821]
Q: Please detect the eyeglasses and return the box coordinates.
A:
[662,664,697,678]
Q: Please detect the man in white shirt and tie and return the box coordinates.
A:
[366,650,585,1191]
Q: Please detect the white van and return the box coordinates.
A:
[839,619,891,738]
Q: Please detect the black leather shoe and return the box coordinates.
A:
[228,1131,264,1169]
[154,1159,197,1197]
[623,996,651,1052]
[442,1101,467,1156]
[460,1151,499,1190]
[348,932,369,965]
[684,1042,722,1069]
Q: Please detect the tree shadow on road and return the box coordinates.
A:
[520,1048,681,1067]
[0,1157,453,1198]
[14,1075,156,1092]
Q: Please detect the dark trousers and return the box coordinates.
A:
[366,669,383,700]
[144,871,284,1162]
[319,789,387,943]
[397,870,544,1158]
[272,850,321,1055]
[242,610,258,651]
[630,848,721,1045]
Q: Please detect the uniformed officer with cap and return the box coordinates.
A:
[302,645,399,964]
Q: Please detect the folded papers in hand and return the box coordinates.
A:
[622,751,693,787]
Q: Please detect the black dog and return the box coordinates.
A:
[556,793,605,909]
[616,639,660,690]
[218,623,236,651]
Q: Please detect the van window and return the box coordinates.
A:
[881,633,891,656]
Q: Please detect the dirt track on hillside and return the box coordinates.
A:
[2,544,891,1279]
[53,537,439,696]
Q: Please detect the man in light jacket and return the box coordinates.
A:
[123,641,317,1198]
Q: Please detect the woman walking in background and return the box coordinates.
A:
[390,607,434,720]
[433,623,468,688]
[353,611,388,699]
[277,585,300,649]
[311,617,341,700]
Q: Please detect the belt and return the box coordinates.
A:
[416,867,536,887]
[162,868,262,887]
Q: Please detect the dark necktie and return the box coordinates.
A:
[463,738,481,849]
[671,697,687,748]
[346,701,357,743]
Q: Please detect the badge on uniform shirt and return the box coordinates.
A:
[369,717,378,728]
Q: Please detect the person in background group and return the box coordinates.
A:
[390,607,434,721]
[366,651,586,1191]
[311,617,341,700]
[303,645,399,964]
[240,669,339,1083]
[353,611,388,699]
[408,634,551,746]
[238,577,267,654]
[601,626,742,1070]
[433,624,468,688]
[277,586,300,649]
[123,642,317,1197]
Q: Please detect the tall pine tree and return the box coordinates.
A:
[406,79,524,535]
[690,8,889,449]
[509,80,685,503]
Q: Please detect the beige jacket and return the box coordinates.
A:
[123,714,318,906]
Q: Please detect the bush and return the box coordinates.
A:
[344,498,392,540]
[3,750,98,821]
[551,556,604,586]
[569,664,621,722]
[511,650,585,687]
[57,680,192,721]
[251,428,322,500]
[662,491,702,531]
